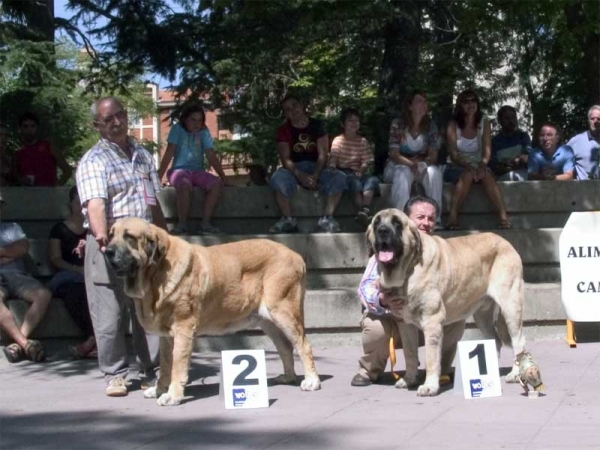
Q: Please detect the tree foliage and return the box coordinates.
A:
[0,0,158,160]
[4,1,599,167]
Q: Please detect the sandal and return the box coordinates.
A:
[445,223,461,231]
[69,337,96,359]
[498,219,512,230]
[25,340,46,362]
[2,343,24,363]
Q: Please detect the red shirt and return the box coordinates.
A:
[15,140,57,186]
[275,118,326,163]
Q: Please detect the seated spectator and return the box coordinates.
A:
[490,105,531,181]
[0,123,17,186]
[444,89,510,230]
[157,103,228,235]
[48,186,96,359]
[15,112,72,186]
[384,90,443,226]
[269,95,346,233]
[329,107,380,228]
[351,195,438,387]
[566,105,600,180]
[0,191,51,363]
[528,123,575,181]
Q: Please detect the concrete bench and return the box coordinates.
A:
[2,181,599,236]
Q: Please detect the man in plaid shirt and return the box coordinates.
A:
[76,97,167,397]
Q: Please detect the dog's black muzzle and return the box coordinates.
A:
[104,244,138,277]
[374,222,402,266]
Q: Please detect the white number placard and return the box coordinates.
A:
[221,350,269,409]
[454,339,502,399]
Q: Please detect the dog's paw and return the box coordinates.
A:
[417,383,440,397]
[395,378,409,389]
[144,385,168,399]
[156,393,183,406]
[396,371,418,389]
[300,375,321,391]
[273,374,296,385]
[143,386,158,398]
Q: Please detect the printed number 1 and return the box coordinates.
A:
[232,354,259,386]
[468,343,488,375]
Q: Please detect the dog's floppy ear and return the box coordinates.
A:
[407,219,423,266]
[146,229,167,266]
[365,219,376,257]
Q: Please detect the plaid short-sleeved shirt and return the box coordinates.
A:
[76,137,161,229]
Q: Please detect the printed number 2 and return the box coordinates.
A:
[232,354,259,386]
[468,343,488,375]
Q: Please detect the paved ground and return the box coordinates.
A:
[1,338,599,450]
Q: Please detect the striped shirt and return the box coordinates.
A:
[330,135,373,172]
[76,137,161,229]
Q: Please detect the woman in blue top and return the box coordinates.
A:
[158,103,228,235]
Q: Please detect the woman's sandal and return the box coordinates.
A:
[2,343,24,363]
[69,338,96,359]
[25,340,46,362]
[498,219,512,230]
[445,223,461,231]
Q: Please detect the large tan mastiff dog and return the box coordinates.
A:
[104,218,321,406]
[367,208,527,396]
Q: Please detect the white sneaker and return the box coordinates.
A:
[269,217,298,233]
[106,376,128,397]
[317,216,340,233]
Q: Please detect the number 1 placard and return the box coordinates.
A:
[454,339,502,399]
[221,349,269,409]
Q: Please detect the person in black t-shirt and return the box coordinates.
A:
[48,186,96,358]
[269,95,347,233]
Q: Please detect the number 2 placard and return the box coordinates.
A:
[221,350,269,409]
[454,339,502,399]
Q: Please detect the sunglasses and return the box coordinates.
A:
[461,98,478,104]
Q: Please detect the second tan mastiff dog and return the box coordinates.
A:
[104,218,321,406]
[367,208,528,396]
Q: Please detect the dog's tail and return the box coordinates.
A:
[472,299,512,354]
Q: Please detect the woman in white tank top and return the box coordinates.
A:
[444,89,510,229]
[384,90,443,224]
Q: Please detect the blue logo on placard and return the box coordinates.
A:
[470,379,484,397]
[233,388,247,406]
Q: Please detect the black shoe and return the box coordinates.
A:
[351,373,373,387]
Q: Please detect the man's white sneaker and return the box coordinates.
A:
[106,376,128,397]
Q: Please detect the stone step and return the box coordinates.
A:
[3,181,599,237]
[23,228,563,280]
[2,283,564,344]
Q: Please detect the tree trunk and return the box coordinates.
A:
[372,0,422,174]
[32,0,54,43]
[564,2,600,119]
[428,1,458,164]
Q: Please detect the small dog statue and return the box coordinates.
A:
[516,352,545,393]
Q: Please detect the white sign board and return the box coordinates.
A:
[221,350,269,409]
[559,212,600,321]
[454,339,502,399]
